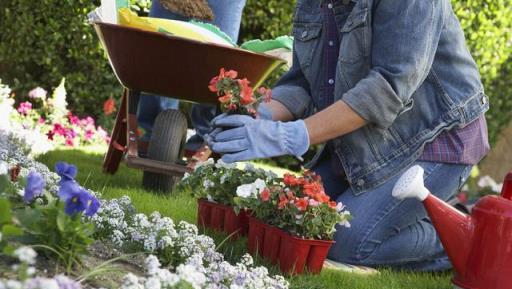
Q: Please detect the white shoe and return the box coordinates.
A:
[323,259,380,275]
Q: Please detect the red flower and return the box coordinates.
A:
[218,93,232,104]
[303,182,324,198]
[260,188,271,202]
[278,194,288,209]
[258,87,272,103]
[316,193,330,203]
[9,165,21,182]
[238,78,254,105]
[103,97,116,116]
[296,198,309,211]
[209,68,238,93]
[208,76,220,92]
[328,201,337,209]
[283,174,305,186]
[47,130,54,140]
[222,68,238,79]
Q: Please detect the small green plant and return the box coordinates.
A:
[176,159,276,206]
[0,161,100,274]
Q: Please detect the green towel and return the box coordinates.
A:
[189,20,293,53]
[189,20,236,46]
[240,36,293,53]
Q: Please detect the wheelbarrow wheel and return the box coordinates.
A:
[142,109,187,193]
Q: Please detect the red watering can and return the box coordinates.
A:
[392,165,512,289]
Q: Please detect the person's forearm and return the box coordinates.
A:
[304,100,366,145]
[266,100,295,122]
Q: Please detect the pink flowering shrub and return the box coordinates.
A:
[9,81,110,148]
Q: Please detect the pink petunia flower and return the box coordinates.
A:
[28,87,47,100]
[17,101,32,115]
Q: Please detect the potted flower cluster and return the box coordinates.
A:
[176,159,276,237]
[208,68,272,117]
[235,171,352,274]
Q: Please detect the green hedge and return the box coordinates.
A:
[0,0,511,144]
[452,0,512,143]
[0,0,121,116]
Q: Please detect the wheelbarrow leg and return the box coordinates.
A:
[126,90,141,158]
[103,89,129,174]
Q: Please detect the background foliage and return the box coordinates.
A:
[0,0,511,145]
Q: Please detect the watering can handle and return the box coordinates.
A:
[392,165,430,201]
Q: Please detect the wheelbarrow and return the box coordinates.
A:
[93,22,285,192]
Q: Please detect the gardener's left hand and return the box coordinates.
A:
[207,114,309,163]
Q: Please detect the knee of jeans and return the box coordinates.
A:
[329,226,380,263]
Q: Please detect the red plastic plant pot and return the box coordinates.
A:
[278,233,335,275]
[223,207,251,238]
[247,216,267,256]
[209,203,226,231]
[224,207,242,237]
[238,209,251,235]
[278,233,311,275]
[262,225,283,264]
[305,239,335,274]
[196,199,212,228]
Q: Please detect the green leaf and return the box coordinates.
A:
[2,224,23,237]
[0,175,11,193]
[56,210,69,232]
[0,198,12,224]
[2,244,16,255]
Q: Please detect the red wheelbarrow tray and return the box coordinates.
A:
[93,22,286,177]
[93,22,285,104]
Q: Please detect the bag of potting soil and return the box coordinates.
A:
[240,36,294,67]
[117,8,235,46]
[116,8,293,65]
[101,0,129,24]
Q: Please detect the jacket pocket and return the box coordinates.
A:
[339,8,369,64]
[292,22,323,69]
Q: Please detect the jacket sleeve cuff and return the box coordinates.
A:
[342,70,404,129]
[271,85,311,120]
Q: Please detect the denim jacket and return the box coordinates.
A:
[272,0,489,195]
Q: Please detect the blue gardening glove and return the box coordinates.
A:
[257,103,273,120]
[208,114,310,163]
[204,104,271,144]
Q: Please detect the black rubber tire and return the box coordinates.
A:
[142,109,188,193]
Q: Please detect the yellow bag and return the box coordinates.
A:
[117,8,234,46]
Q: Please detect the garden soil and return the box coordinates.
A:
[160,0,214,20]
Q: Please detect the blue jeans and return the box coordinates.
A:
[313,155,472,272]
[137,0,247,144]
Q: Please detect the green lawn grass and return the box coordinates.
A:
[36,147,453,289]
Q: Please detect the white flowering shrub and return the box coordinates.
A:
[91,196,288,288]
[0,245,81,289]
[1,119,288,289]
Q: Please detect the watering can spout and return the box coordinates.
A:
[392,166,472,276]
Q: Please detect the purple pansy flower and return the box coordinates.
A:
[85,195,100,217]
[55,162,77,184]
[58,181,100,216]
[24,171,45,203]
